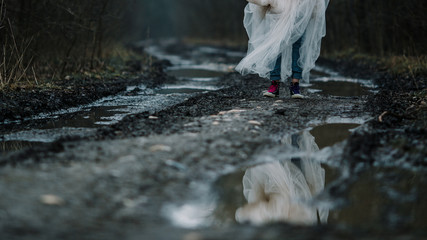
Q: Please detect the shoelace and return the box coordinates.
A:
[269,81,279,92]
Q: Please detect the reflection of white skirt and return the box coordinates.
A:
[235,0,329,83]
[235,131,328,225]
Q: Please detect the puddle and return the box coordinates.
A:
[195,122,427,231]
[212,130,330,226]
[165,123,362,228]
[310,69,332,78]
[0,91,191,152]
[328,167,427,230]
[38,106,129,129]
[155,84,219,95]
[310,123,360,149]
[210,164,427,230]
[167,68,225,80]
[308,81,371,97]
[0,41,234,154]
[156,88,213,95]
[142,39,244,69]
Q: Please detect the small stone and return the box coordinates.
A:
[65,75,72,80]
[275,100,284,103]
[227,109,246,114]
[184,122,197,127]
[183,232,203,240]
[40,194,64,206]
[248,120,262,126]
[148,116,159,120]
[218,109,246,115]
[123,198,136,208]
[149,144,172,152]
[212,121,220,125]
[165,159,186,171]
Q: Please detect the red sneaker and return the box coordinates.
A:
[263,80,280,98]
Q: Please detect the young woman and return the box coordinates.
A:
[235,0,330,98]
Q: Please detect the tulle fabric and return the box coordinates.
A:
[235,0,329,83]
[235,131,328,225]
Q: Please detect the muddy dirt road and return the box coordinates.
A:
[1,41,426,239]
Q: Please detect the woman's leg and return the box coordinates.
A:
[289,37,304,98]
[270,55,282,81]
[263,55,282,97]
[291,37,303,82]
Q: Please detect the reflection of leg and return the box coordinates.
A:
[263,56,281,98]
[291,133,302,170]
[289,37,304,99]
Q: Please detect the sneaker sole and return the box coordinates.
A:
[291,94,304,99]
[263,92,279,98]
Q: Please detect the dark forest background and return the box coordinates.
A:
[1,0,426,86]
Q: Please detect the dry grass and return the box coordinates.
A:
[325,49,427,78]
[0,0,134,90]
[0,40,148,90]
[0,27,34,89]
[384,55,427,78]
[1,1,34,89]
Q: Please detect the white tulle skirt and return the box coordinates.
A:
[235,0,329,83]
[235,131,329,225]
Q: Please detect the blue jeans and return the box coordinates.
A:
[270,37,303,81]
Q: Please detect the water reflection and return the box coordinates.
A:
[235,131,329,225]
[310,123,360,149]
[167,68,225,79]
[308,81,370,97]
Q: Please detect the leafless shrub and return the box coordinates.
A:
[0,0,130,87]
[324,0,427,56]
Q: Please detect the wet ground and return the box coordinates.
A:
[0,39,426,239]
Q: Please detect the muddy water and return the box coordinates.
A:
[0,42,375,154]
[40,106,129,129]
[166,123,361,227]
[309,81,371,97]
[310,123,360,149]
[206,122,427,231]
[0,92,187,153]
[329,167,427,230]
[308,67,374,97]
[167,68,225,79]
[1,67,226,154]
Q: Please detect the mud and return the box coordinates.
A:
[0,41,426,240]
[0,58,173,124]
